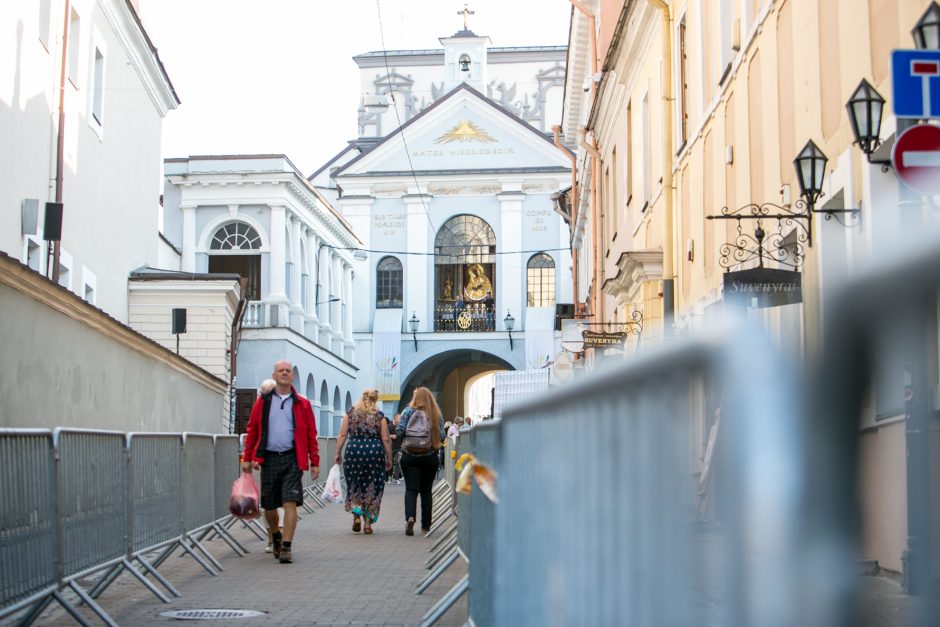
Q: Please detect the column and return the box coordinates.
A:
[343,262,355,361]
[332,252,344,353]
[181,203,197,272]
[318,244,332,337]
[268,204,288,327]
[498,191,525,331]
[404,194,432,338]
[305,230,319,342]
[289,215,304,332]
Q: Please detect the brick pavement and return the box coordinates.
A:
[30,483,467,626]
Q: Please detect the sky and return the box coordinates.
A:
[138,0,572,176]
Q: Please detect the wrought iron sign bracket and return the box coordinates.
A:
[578,310,644,337]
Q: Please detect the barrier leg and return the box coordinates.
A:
[116,559,171,603]
[67,581,118,627]
[212,520,249,555]
[248,518,268,539]
[429,523,457,552]
[177,537,220,576]
[415,549,460,595]
[427,509,453,537]
[134,555,181,598]
[420,573,468,627]
[13,595,56,627]
[87,563,123,599]
[426,536,458,569]
[186,533,224,572]
[148,542,178,570]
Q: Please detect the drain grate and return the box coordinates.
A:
[160,609,265,620]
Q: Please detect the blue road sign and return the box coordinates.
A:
[893,49,940,119]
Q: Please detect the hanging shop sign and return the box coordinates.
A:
[581,330,627,348]
[723,268,802,309]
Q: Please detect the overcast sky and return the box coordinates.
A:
[138,0,572,176]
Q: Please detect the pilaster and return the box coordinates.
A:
[404,194,433,330]
[181,203,197,272]
[498,191,525,330]
[289,215,304,332]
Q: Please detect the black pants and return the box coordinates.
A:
[400,450,439,529]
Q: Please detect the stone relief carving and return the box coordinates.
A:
[359,71,418,136]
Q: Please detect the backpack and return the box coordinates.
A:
[403,409,432,454]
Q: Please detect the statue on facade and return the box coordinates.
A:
[464,263,492,301]
[442,275,454,301]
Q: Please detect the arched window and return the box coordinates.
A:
[376,256,403,308]
[208,221,261,300]
[210,222,261,250]
[433,215,497,331]
[527,253,556,307]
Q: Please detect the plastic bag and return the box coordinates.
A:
[320,464,345,504]
[229,471,261,519]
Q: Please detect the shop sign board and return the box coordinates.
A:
[581,330,627,348]
[723,268,802,309]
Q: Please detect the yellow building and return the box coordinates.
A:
[562,0,940,582]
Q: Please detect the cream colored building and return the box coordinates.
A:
[562,0,940,581]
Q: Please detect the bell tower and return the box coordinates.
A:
[441,4,490,92]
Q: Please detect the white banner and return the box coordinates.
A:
[372,309,403,401]
[524,307,556,371]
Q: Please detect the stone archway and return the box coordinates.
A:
[398,349,513,419]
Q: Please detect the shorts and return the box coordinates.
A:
[260,449,303,509]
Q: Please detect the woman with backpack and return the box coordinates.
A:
[397,387,445,535]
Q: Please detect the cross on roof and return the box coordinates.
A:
[458,3,475,30]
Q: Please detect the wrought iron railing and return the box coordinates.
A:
[433,303,495,332]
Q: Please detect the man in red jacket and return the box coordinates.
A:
[242,360,319,564]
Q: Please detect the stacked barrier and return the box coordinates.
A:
[0,428,263,626]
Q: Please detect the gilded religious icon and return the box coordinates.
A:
[464,263,492,301]
[442,275,454,301]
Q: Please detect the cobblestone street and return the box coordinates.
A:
[32,483,466,626]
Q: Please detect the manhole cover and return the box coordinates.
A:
[160,609,265,620]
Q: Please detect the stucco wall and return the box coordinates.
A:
[857,420,906,573]
[0,258,226,433]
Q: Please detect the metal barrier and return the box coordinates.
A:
[466,422,498,627]
[0,430,58,622]
[128,434,182,556]
[179,433,223,575]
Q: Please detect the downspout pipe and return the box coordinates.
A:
[646,0,676,337]
[552,125,580,312]
[52,0,71,283]
[579,128,602,323]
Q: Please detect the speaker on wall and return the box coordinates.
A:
[44,202,63,241]
[172,308,187,335]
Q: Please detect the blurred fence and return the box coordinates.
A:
[0,427,268,626]
[435,243,940,627]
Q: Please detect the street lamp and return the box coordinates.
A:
[409,312,419,351]
[504,310,515,350]
[794,140,828,207]
[845,79,888,166]
[912,1,940,50]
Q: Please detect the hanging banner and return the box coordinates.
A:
[372,309,403,401]
[524,307,556,371]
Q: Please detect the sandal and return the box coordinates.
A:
[352,517,361,533]
[363,524,373,534]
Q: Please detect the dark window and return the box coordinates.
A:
[376,256,403,308]
[527,253,556,307]
[210,222,261,250]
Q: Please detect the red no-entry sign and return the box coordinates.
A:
[892,124,940,194]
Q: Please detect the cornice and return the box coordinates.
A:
[603,249,664,296]
[0,254,225,392]
[98,0,179,116]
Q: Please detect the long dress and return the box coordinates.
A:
[343,409,386,522]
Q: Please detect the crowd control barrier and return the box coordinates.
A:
[0,427,262,626]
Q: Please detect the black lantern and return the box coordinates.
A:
[845,79,886,158]
[459,54,471,73]
[913,2,940,50]
[409,312,419,350]
[504,310,515,350]
[793,140,828,207]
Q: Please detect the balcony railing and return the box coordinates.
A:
[434,303,495,332]
[243,300,266,328]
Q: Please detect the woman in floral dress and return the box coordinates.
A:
[335,389,392,534]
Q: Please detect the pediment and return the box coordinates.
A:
[334,84,572,178]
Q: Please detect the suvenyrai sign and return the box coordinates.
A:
[723,268,802,308]
[582,330,627,348]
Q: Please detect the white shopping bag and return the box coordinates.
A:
[320,464,345,504]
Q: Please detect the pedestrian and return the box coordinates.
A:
[397,387,445,536]
[335,388,392,534]
[391,413,403,484]
[241,360,319,564]
[447,418,461,439]
[256,378,283,554]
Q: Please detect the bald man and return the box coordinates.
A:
[242,360,319,564]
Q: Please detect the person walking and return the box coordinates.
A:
[335,389,392,534]
[397,387,445,536]
[242,360,319,564]
[391,413,403,484]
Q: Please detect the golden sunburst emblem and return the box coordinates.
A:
[434,120,498,144]
[457,310,473,330]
